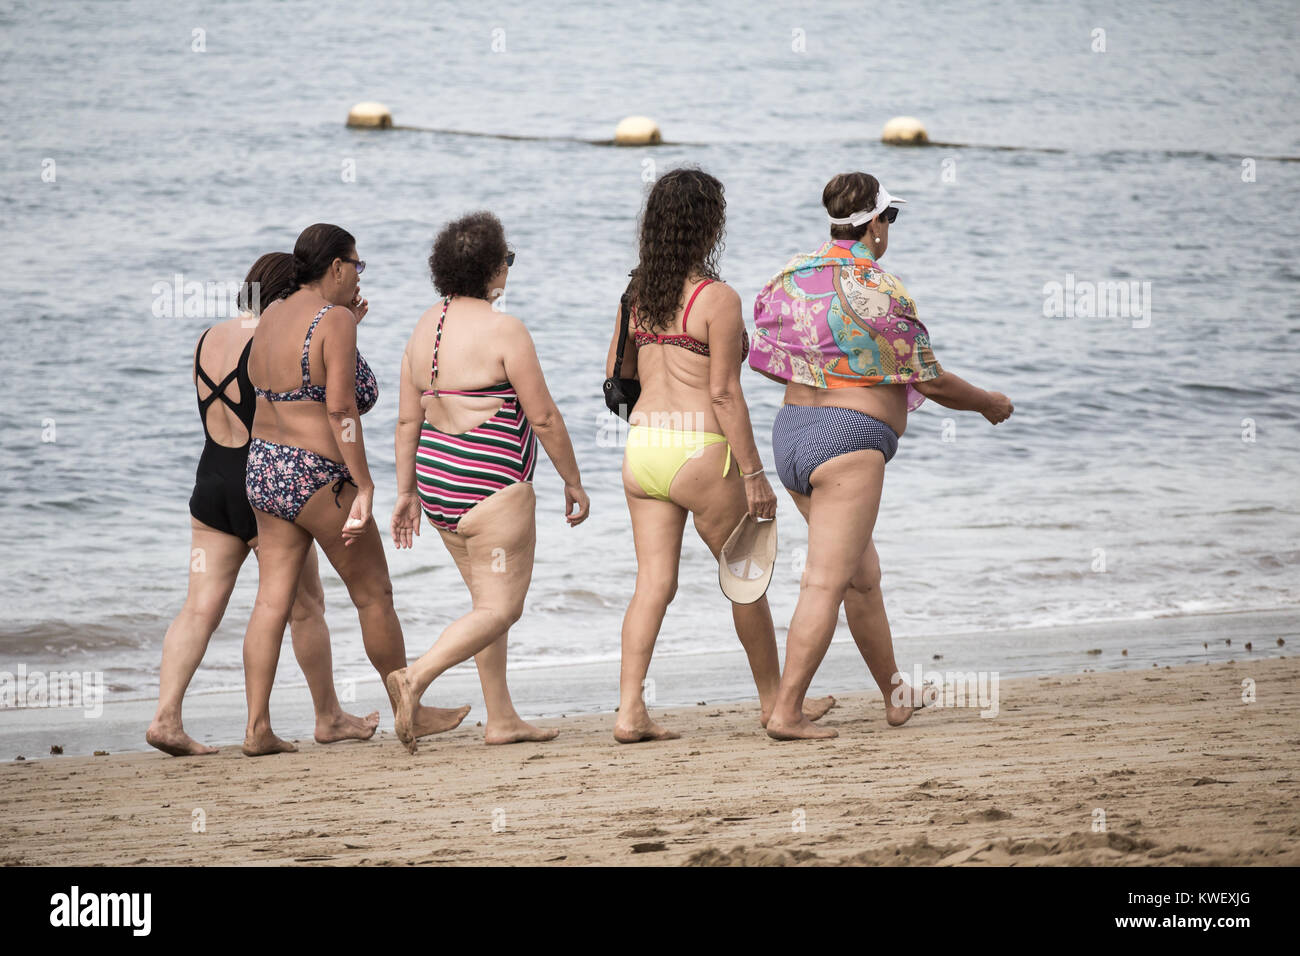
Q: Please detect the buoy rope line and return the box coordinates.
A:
[345,105,1300,162]
[364,126,1300,163]
[384,124,710,147]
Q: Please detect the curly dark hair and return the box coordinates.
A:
[823,172,880,241]
[629,167,725,333]
[429,211,509,299]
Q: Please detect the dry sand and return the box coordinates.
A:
[2,657,1296,866]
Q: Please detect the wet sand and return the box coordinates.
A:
[2,656,1296,866]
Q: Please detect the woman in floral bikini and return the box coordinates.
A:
[240,223,471,755]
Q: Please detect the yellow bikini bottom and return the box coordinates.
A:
[625,425,732,502]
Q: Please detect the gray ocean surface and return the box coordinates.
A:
[1,1,1297,722]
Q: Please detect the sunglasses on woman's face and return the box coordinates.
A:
[505,249,516,268]
[879,206,900,224]
[342,257,366,275]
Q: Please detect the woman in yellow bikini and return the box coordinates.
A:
[604,167,834,742]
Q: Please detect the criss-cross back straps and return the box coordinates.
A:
[300,304,335,385]
[195,328,244,414]
[429,296,451,394]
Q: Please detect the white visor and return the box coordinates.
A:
[827,185,906,227]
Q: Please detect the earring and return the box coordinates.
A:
[874,235,882,243]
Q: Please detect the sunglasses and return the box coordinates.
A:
[341,257,366,275]
[505,249,516,267]
[879,206,900,224]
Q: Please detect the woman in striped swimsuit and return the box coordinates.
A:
[387,211,590,753]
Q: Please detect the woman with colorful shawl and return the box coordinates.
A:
[750,172,1014,740]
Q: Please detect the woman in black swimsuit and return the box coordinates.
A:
[146,253,380,756]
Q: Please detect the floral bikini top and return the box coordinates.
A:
[254,303,378,413]
[632,279,750,360]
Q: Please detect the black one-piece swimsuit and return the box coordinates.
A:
[187,330,259,543]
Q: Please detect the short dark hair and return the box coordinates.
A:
[239,252,295,312]
[429,211,508,299]
[822,172,880,241]
[291,223,355,289]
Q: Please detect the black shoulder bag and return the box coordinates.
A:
[602,286,641,420]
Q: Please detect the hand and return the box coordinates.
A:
[982,391,1014,425]
[351,291,369,323]
[744,471,777,520]
[391,492,422,549]
[564,482,590,527]
[342,486,372,546]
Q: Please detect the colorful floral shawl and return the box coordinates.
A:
[749,239,944,410]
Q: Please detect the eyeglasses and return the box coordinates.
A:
[505,249,516,268]
[341,257,366,275]
[879,206,900,224]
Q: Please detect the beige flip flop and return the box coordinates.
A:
[718,514,777,604]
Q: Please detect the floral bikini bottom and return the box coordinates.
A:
[245,437,355,523]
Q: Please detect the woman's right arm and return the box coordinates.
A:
[604,301,637,378]
[503,316,590,526]
[391,342,425,548]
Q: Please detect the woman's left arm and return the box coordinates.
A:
[706,285,777,519]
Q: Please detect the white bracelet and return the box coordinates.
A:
[740,467,765,478]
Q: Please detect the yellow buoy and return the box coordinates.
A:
[347,102,393,129]
[614,116,662,146]
[881,116,929,146]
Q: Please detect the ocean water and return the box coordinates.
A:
[1,0,1297,707]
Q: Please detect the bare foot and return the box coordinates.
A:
[315,710,380,744]
[413,703,472,739]
[241,728,298,756]
[614,713,681,744]
[385,669,418,754]
[760,694,837,728]
[804,694,837,721]
[886,682,937,727]
[146,720,218,757]
[485,716,559,745]
[766,713,839,741]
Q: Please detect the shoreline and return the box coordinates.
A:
[1,607,1293,761]
[2,654,1296,866]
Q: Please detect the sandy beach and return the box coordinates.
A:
[2,654,1296,866]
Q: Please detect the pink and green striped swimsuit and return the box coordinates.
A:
[415,296,538,532]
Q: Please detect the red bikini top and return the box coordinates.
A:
[632,279,750,359]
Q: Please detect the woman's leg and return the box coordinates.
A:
[767,449,886,740]
[668,441,835,727]
[147,518,250,756]
[842,539,932,725]
[301,482,471,748]
[269,541,380,743]
[437,524,557,744]
[614,477,688,743]
[786,490,929,726]
[241,510,312,756]
[387,482,536,753]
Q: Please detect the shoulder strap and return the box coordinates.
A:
[430,296,451,393]
[301,305,333,384]
[194,328,219,390]
[614,275,636,372]
[681,279,713,336]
